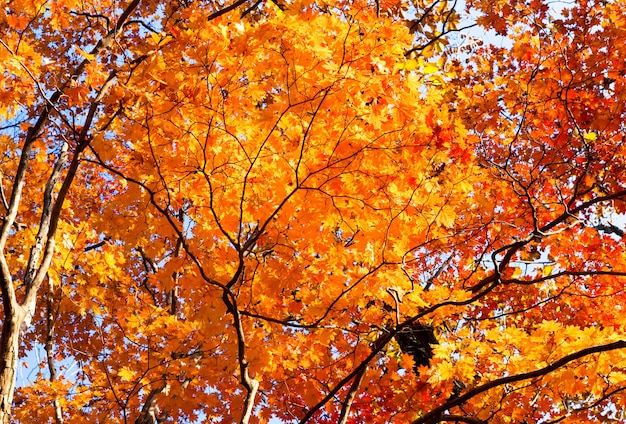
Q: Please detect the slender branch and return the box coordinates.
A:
[405,25,477,57]
[22,67,126,310]
[44,286,63,424]
[86,156,227,291]
[0,170,8,212]
[469,188,626,293]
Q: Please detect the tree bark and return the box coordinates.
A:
[0,305,24,423]
[45,292,63,424]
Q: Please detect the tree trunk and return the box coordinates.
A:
[0,305,24,423]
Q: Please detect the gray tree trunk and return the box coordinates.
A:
[0,305,24,423]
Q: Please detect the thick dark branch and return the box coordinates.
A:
[412,340,626,424]
[595,222,624,237]
[44,289,63,424]
[240,0,263,17]
[502,270,626,287]
[207,0,252,21]
[297,329,396,424]
[439,416,485,424]
[84,238,111,252]
[134,384,167,424]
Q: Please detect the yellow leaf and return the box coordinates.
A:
[609,371,626,385]
[542,264,555,277]
[456,180,473,193]
[583,131,597,142]
[117,367,135,382]
[423,63,439,74]
[150,31,161,45]
[404,59,419,71]
[436,205,456,228]
[434,360,456,382]
[104,251,117,267]
[429,75,444,86]
[394,59,419,72]
[75,46,95,62]
[151,32,174,47]
[537,320,561,334]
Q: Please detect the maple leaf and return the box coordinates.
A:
[117,367,135,382]
[435,204,457,228]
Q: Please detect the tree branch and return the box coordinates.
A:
[222,290,259,424]
[412,340,626,424]
[207,0,253,21]
[439,415,485,424]
[337,366,366,424]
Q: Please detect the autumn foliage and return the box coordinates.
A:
[1,0,626,422]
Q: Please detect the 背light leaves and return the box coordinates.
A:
[117,367,135,382]
[436,205,457,228]
[423,62,439,74]
[75,46,95,62]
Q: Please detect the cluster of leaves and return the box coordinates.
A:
[1,0,626,423]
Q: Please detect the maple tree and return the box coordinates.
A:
[1,0,626,422]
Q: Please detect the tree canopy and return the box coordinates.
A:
[1,0,626,422]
